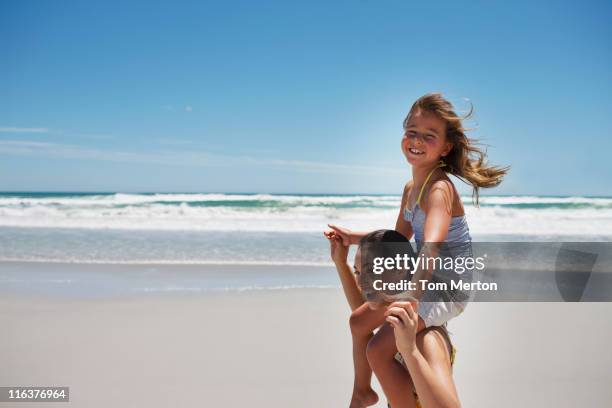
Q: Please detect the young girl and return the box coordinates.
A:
[325,93,507,407]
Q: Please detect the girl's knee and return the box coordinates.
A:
[365,337,378,367]
[349,309,368,335]
[349,304,385,336]
[365,330,396,369]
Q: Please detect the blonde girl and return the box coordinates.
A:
[325,93,508,407]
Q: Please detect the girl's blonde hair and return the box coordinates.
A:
[403,93,508,204]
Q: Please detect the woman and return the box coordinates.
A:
[325,228,461,408]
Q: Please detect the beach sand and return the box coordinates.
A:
[2,289,612,407]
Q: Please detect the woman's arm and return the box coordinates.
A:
[386,302,461,408]
[324,232,364,311]
[334,261,365,311]
[402,335,461,408]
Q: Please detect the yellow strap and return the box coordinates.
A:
[416,161,447,206]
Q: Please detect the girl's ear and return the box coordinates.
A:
[441,142,453,157]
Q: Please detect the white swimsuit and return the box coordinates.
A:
[403,164,474,327]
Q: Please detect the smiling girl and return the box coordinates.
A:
[325,93,508,407]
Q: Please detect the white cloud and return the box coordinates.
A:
[0,139,403,175]
[0,127,49,133]
[184,106,193,113]
[0,140,54,148]
[79,133,114,140]
[157,138,195,145]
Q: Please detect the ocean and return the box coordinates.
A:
[1,192,611,297]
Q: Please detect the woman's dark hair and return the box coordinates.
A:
[358,229,415,301]
[359,229,408,246]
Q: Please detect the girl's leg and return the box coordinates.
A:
[366,319,426,408]
[348,303,387,408]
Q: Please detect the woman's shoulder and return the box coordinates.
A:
[416,326,454,366]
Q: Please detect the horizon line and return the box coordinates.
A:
[0,191,610,198]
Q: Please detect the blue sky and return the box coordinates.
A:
[1,0,610,195]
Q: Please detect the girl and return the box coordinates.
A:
[325,93,507,407]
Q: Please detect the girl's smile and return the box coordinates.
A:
[408,147,425,156]
[402,111,452,166]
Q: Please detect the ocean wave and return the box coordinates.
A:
[0,257,333,267]
[0,193,611,236]
[2,192,611,209]
[474,195,612,209]
[133,284,339,293]
[0,193,401,207]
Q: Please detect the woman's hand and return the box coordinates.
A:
[326,224,355,246]
[324,230,349,265]
[384,300,420,355]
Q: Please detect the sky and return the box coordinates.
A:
[1,0,611,195]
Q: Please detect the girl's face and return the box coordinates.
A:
[401,110,453,167]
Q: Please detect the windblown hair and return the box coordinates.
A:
[403,93,509,204]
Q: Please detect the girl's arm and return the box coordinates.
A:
[395,181,414,240]
[421,179,454,243]
[327,180,415,245]
[386,302,461,408]
[410,180,454,298]
[324,233,364,311]
[326,224,369,246]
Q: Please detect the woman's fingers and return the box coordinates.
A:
[386,315,402,328]
[387,302,419,326]
[385,304,407,316]
[389,301,419,314]
[385,306,411,326]
[405,301,419,321]
[388,301,413,310]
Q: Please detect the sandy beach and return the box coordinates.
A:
[3,0,612,404]
[3,287,612,407]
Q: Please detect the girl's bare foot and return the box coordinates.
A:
[349,388,379,408]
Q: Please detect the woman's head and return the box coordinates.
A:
[401,93,509,204]
[355,229,415,309]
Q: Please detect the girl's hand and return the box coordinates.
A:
[326,224,355,246]
[384,301,420,355]
[324,230,349,265]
